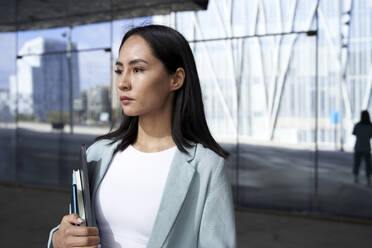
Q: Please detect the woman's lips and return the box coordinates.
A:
[120,96,133,105]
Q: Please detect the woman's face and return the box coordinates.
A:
[115,35,174,117]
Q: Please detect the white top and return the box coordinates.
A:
[95,144,177,248]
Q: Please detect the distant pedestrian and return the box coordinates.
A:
[352,110,372,186]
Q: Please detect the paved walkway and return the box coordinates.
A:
[0,184,371,248]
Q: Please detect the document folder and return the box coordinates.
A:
[70,144,93,226]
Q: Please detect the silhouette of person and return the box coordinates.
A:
[352,110,372,186]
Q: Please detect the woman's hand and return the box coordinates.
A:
[52,213,100,248]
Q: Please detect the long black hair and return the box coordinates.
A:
[95,25,229,158]
[359,110,372,125]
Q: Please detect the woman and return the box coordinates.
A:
[48,25,236,248]
[352,110,372,186]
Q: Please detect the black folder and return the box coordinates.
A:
[70,145,93,226]
[80,144,93,226]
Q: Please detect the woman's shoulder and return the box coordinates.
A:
[86,139,116,161]
[194,143,224,161]
[192,143,230,189]
[192,143,225,172]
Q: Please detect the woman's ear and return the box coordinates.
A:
[170,67,185,91]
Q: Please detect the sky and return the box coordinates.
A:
[0,16,151,90]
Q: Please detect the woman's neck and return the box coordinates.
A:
[133,111,175,153]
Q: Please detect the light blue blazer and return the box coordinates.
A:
[48,139,236,248]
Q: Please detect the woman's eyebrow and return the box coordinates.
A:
[115,59,148,66]
[129,59,148,65]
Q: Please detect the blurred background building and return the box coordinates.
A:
[0,0,372,221]
[86,84,110,123]
[9,37,80,121]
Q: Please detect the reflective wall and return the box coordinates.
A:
[1,0,372,219]
[153,0,372,219]
[0,32,16,184]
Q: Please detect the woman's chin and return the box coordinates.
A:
[122,108,140,117]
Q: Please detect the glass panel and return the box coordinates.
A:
[237,34,316,211]
[318,0,372,219]
[74,50,111,127]
[15,53,67,187]
[292,0,318,32]
[0,32,16,183]
[194,0,228,40]
[232,0,256,36]
[14,46,111,187]
[192,41,238,201]
[71,22,111,50]
[173,0,320,41]
[18,27,69,55]
[174,11,196,41]
[3,0,372,220]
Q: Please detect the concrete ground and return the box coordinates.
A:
[0,184,371,248]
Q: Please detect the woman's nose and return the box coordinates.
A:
[117,71,131,90]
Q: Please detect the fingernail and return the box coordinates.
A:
[77,217,84,223]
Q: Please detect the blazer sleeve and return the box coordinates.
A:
[47,225,60,248]
[198,158,237,248]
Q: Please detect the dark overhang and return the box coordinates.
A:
[0,0,208,32]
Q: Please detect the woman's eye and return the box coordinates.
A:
[133,67,143,73]
[114,69,122,75]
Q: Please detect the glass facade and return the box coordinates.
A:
[1,0,372,219]
[0,32,16,184]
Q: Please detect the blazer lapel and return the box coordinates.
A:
[147,144,197,248]
[91,140,121,225]
[93,140,120,192]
